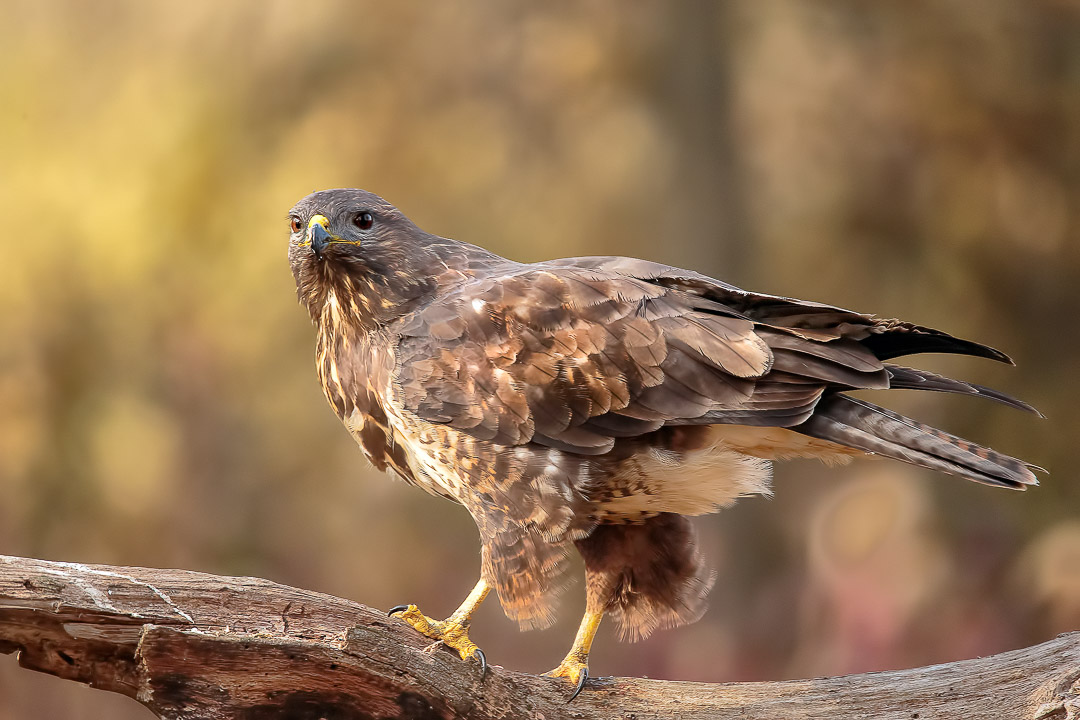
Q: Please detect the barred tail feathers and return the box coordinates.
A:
[795,395,1039,489]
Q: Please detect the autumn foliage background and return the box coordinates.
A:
[2,2,1079,717]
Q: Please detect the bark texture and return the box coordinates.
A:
[0,554,1077,719]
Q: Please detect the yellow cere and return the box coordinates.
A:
[295,215,331,248]
[307,214,361,247]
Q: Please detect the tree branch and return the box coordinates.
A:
[0,555,1077,719]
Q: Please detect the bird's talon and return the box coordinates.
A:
[475,647,487,678]
[388,604,437,635]
[544,659,590,701]
[569,667,588,702]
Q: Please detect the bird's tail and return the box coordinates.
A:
[794,394,1041,489]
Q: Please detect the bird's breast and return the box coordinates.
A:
[316,328,430,490]
[377,395,476,502]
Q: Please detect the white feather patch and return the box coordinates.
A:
[601,444,773,517]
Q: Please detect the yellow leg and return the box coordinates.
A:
[545,610,602,700]
[389,578,491,674]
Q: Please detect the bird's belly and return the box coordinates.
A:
[359,389,857,527]
[337,402,455,501]
[378,401,474,502]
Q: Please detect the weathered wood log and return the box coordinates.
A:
[0,554,1077,719]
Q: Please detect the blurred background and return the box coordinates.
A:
[1,1,1078,717]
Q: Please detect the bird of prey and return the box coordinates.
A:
[287,188,1040,698]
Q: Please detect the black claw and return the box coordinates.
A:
[387,604,410,616]
[568,668,588,703]
[475,648,487,679]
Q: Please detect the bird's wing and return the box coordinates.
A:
[391,260,903,454]
[547,256,1014,362]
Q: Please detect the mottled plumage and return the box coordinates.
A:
[288,188,1040,686]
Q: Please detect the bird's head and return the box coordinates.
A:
[287,188,442,328]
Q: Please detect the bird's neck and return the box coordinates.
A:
[305,247,439,332]
[314,269,433,333]
[308,236,499,333]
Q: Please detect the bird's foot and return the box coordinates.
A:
[388,604,487,676]
[546,609,600,701]
[544,658,589,702]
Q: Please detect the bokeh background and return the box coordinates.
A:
[1,1,1078,717]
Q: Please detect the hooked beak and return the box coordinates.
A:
[308,215,333,259]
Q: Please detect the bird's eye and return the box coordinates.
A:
[354,212,374,231]
[289,216,303,233]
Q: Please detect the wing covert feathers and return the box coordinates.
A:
[394,265,898,451]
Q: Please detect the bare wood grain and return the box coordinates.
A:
[0,554,1077,719]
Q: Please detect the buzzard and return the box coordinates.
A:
[287,188,1040,698]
